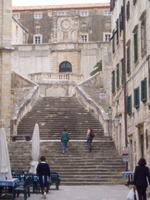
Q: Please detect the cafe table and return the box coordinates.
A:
[0,178,19,200]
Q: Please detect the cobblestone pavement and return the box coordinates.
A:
[13,185,150,200]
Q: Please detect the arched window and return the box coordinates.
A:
[59,61,72,72]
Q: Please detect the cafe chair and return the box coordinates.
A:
[13,177,30,200]
[24,172,36,193]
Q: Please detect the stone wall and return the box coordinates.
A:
[0,0,12,135]
[12,42,112,80]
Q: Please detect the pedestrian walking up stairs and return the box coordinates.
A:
[9,97,126,185]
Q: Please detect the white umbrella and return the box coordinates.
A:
[29,124,40,174]
[0,128,12,180]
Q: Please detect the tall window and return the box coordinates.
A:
[127,95,132,115]
[116,64,119,88]
[112,29,115,53]
[59,62,72,72]
[116,19,119,45]
[134,87,140,108]
[133,0,137,6]
[121,59,124,85]
[141,18,146,54]
[81,35,87,42]
[141,78,147,102]
[134,31,138,63]
[112,71,115,93]
[127,44,130,73]
[126,1,130,21]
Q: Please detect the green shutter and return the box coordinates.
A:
[117,64,119,88]
[112,30,115,53]
[134,32,138,63]
[133,0,137,5]
[127,95,132,114]
[112,71,115,93]
[141,78,147,102]
[116,19,119,44]
[134,87,139,108]
[126,1,130,20]
[122,59,124,85]
[127,45,130,73]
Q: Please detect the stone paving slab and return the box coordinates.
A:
[12,185,150,200]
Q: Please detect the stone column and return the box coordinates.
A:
[0,0,13,136]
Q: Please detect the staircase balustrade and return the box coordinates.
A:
[28,72,84,82]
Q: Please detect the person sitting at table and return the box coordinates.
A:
[36,156,51,199]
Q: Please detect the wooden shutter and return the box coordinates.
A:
[127,44,130,73]
[126,1,130,20]
[121,59,124,85]
[141,78,147,102]
[116,19,119,45]
[134,32,138,63]
[117,64,119,88]
[112,71,115,93]
[134,87,139,108]
[127,95,132,114]
[112,30,115,53]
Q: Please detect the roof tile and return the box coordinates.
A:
[13,3,110,11]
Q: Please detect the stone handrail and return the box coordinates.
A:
[28,72,84,83]
[11,85,39,135]
[76,73,110,136]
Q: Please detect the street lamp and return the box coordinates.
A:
[99,91,104,100]
[107,106,112,115]
[113,116,119,128]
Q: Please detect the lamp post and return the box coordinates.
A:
[107,106,112,115]
[113,116,119,128]
[99,91,104,100]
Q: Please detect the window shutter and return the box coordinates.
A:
[134,32,138,63]
[141,78,147,102]
[126,1,130,20]
[127,95,132,114]
[119,6,123,34]
[127,44,130,73]
[133,0,137,6]
[112,30,115,53]
[112,71,115,93]
[117,64,119,88]
[134,87,139,108]
[116,19,119,45]
[121,59,124,85]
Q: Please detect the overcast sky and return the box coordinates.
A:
[12,0,110,6]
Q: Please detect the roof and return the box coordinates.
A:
[13,3,110,11]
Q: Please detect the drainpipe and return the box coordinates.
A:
[123,0,128,171]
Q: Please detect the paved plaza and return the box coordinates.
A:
[14,185,150,200]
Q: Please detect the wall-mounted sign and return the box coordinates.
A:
[122,147,129,162]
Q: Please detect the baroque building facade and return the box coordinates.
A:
[12,3,112,81]
[110,0,150,169]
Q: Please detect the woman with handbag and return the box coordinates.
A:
[133,158,150,200]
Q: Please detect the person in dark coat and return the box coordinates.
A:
[36,156,50,199]
[133,158,150,200]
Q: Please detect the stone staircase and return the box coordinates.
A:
[9,97,126,185]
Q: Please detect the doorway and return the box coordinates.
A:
[59,61,72,72]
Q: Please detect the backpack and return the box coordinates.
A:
[90,130,95,138]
